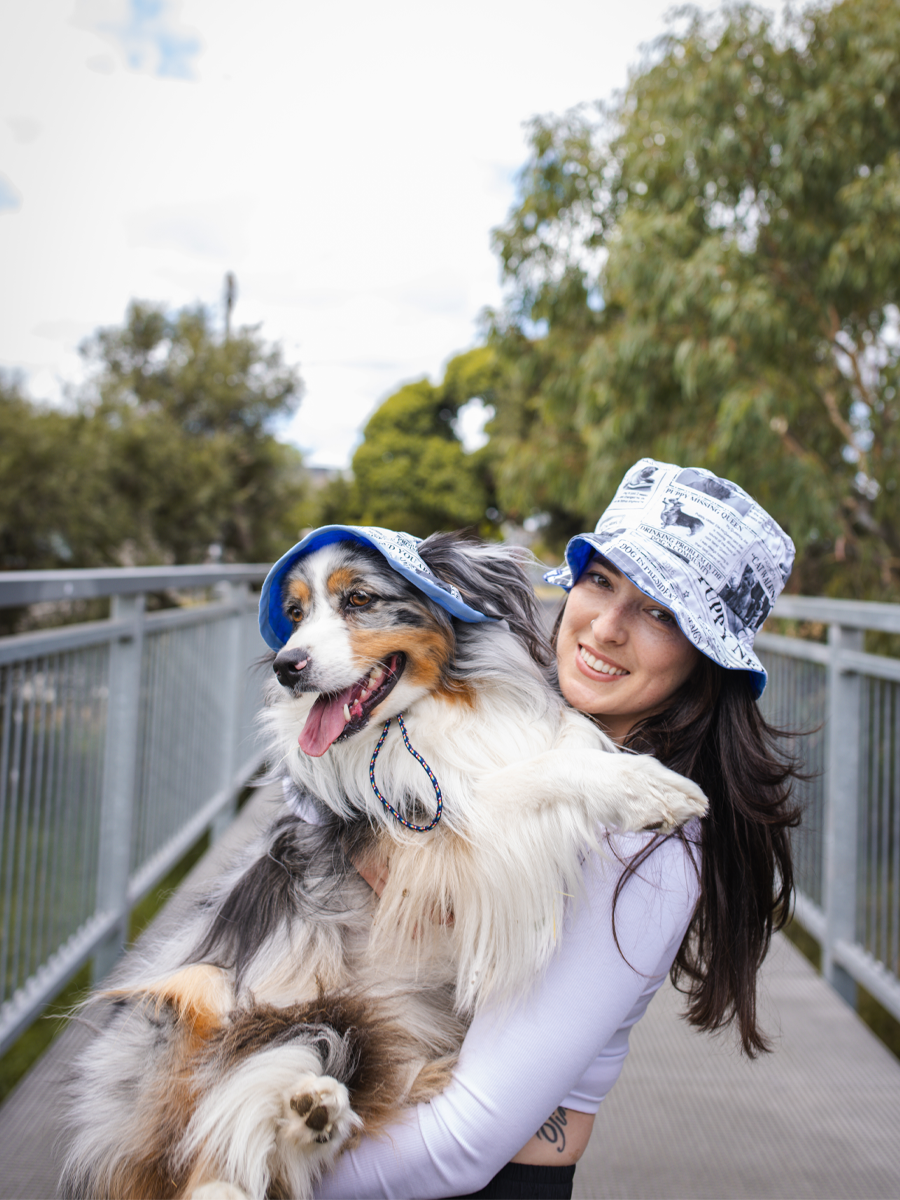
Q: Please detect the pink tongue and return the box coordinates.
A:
[299,685,356,757]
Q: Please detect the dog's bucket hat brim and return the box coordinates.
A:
[260,525,494,650]
[544,460,795,699]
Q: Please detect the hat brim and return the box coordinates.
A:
[259,525,494,650]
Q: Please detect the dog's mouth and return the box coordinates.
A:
[298,652,406,758]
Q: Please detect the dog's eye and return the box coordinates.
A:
[347,591,372,609]
[287,605,303,623]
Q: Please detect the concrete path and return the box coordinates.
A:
[2,791,900,1200]
[574,933,900,1199]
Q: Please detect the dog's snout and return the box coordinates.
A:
[273,649,310,688]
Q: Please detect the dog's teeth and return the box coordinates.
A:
[343,704,351,722]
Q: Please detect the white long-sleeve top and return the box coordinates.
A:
[314,822,702,1200]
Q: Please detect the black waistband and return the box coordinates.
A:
[445,1160,577,1199]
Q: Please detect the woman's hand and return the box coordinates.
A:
[351,852,454,928]
[351,851,390,896]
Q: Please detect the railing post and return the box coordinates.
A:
[823,622,863,1008]
[93,593,145,982]
[212,582,249,841]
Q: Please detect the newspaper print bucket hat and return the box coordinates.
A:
[260,524,494,650]
[544,459,795,698]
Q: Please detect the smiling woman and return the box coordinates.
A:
[313,458,805,1200]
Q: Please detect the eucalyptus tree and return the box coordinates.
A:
[78,300,307,565]
[0,302,308,573]
[489,0,900,597]
[321,346,500,538]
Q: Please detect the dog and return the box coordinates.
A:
[62,530,706,1200]
[660,498,704,536]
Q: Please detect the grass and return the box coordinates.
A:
[783,918,900,1062]
[0,961,92,1108]
[0,831,210,1107]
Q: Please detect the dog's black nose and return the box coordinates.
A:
[273,648,310,688]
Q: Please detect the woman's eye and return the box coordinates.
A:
[649,608,675,624]
[587,572,612,589]
[347,591,372,609]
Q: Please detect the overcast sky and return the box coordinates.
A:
[2,0,749,467]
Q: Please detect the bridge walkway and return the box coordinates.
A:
[1,787,899,1200]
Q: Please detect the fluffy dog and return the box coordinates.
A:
[62,531,706,1200]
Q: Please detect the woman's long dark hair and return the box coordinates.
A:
[550,605,803,1057]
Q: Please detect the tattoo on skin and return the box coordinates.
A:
[536,1106,568,1154]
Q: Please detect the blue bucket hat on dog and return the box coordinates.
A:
[544,459,795,698]
[260,524,494,651]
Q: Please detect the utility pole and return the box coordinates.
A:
[224,271,237,340]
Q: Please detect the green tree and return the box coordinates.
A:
[488,0,900,597]
[0,302,309,572]
[321,346,500,537]
[78,300,307,564]
[0,372,121,570]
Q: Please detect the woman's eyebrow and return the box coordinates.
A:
[588,555,623,578]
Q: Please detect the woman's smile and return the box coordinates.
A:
[576,645,629,678]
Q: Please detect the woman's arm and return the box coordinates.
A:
[314,830,700,1200]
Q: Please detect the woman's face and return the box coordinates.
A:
[556,557,700,742]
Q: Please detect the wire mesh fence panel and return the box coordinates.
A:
[130,617,227,875]
[0,645,108,1013]
[758,650,827,911]
[0,570,268,1053]
[859,676,900,987]
[238,611,269,770]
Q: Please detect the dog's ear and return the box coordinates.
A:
[417,531,553,666]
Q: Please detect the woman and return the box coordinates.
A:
[314,458,802,1200]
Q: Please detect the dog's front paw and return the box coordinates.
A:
[284,1076,353,1147]
[622,756,707,831]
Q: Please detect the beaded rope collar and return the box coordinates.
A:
[368,713,443,832]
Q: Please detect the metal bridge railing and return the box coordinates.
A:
[1,572,898,1055]
[757,595,900,1023]
[0,566,270,1054]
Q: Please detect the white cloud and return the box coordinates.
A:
[0,172,22,212]
[7,116,42,144]
[125,196,255,258]
[0,0,762,468]
[72,0,201,79]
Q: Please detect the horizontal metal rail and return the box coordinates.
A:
[0,564,270,606]
[760,595,900,1024]
[0,569,270,1053]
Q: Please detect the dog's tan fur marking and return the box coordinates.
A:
[147,964,233,1041]
[326,567,358,596]
[101,1029,210,1199]
[287,579,311,606]
[350,627,473,706]
[407,1054,458,1104]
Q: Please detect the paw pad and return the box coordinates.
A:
[290,1094,330,1133]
